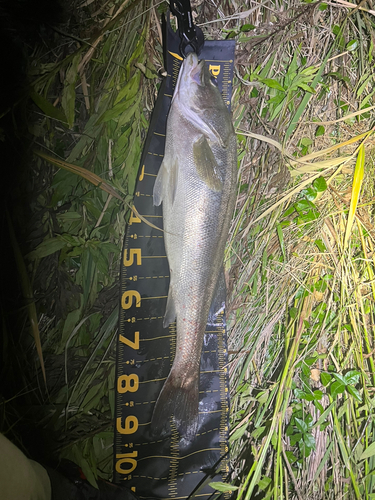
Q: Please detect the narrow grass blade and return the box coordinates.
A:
[34,150,164,233]
[236,130,283,152]
[33,150,123,200]
[285,46,333,141]
[291,130,372,164]
[306,105,375,125]
[343,144,365,250]
[6,210,46,385]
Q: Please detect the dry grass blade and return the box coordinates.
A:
[331,0,375,15]
[306,105,375,125]
[34,150,124,200]
[236,130,283,152]
[34,150,164,233]
[291,130,373,164]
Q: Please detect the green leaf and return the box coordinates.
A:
[319,2,327,10]
[72,445,98,488]
[313,176,327,192]
[298,83,315,93]
[295,199,313,211]
[240,23,255,32]
[258,476,272,490]
[62,80,77,128]
[344,370,360,386]
[209,482,238,492]
[330,381,346,398]
[305,357,317,366]
[289,307,298,319]
[315,125,325,137]
[300,186,317,201]
[294,388,307,399]
[360,441,375,460]
[251,426,266,439]
[347,385,362,402]
[30,90,68,125]
[261,78,285,91]
[332,373,346,385]
[100,93,141,123]
[295,417,309,433]
[135,61,157,79]
[82,384,104,412]
[61,55,80,128]
[230,424,248,442]
[289,432,302,446]
[285,450,298,463]
[346,40,358,51]
[313,390,323,400]
[27,238,67,260]
[301,209,319,222]
[303,432,316,449]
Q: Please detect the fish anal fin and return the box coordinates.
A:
[169,157,178,206]
[163,285,176,328]
[208,267,226,324]
[193,136,223,192]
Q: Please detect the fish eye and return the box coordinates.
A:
[210,75,218,87]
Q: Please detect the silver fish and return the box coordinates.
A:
[152,52,237,437]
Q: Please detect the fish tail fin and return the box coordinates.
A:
[151,369,199,439]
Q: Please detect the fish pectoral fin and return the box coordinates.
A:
[193,136,223,192]
[153,162,165,206]
[153,157,179,206]
[163,285,177,328]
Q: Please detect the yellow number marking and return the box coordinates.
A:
[118,374,139,393]
[115,451,138,475]
[123,248,142,266]
[121,290,141,309]
[119,331,139,350]
[116,416,139,435]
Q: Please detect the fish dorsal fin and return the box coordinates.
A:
[193,136,223,192]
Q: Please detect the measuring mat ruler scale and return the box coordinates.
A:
[114,17,236,500]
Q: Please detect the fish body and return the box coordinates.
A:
[152,52,237,437]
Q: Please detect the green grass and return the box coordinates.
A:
[227,2,375,498]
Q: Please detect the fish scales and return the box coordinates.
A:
[152,52,237,438]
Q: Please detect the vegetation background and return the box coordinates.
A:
[0,0,374,499]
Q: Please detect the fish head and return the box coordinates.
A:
[173,52,233,147]
[173,52,223,111]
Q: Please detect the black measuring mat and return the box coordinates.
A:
[114,17,236,500]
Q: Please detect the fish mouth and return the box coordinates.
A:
[173,53,205,102]
[189,56,205,86]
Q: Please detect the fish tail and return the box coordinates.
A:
[151,369,199,439]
